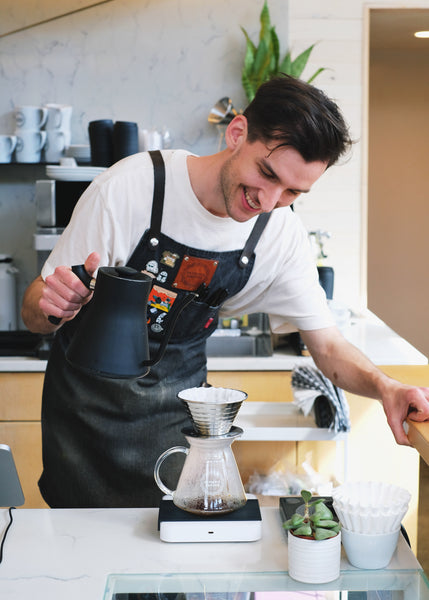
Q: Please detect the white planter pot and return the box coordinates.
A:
[287,530,341,583]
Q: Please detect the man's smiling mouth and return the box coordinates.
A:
[244,187,259,210]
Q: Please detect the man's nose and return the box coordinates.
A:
[259,185,285,212]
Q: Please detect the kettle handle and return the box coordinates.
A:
[71,264,94,289]
[48,264,95,325]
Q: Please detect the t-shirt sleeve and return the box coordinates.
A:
[219,209,335,333]
[41,179,114,279]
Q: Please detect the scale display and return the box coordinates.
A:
[104,571,429,600]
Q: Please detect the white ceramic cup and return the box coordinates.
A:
[0,135,17,163]
[15,130,47,163]
[139,128,163,151]
[14,106,48,130]
[44,130,67,163]
[44,103,73,131]
[341,527,400,569]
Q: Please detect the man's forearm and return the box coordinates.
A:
[300,326,392,400]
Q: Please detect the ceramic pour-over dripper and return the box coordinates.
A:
[178,386,247,436]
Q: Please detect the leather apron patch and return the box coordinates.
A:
[173,255,218,291]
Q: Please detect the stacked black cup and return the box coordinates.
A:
[88,119,139,167]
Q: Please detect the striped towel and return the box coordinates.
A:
[291,365,351,433]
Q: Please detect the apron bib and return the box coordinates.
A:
[39,151,271,508]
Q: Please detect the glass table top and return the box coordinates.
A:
[104,569,429,600]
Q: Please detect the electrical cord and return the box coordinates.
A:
[0,507,16,564]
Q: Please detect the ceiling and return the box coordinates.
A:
[370,8,429,52]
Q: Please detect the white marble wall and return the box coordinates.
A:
[0,0,289,154]
[1,0,426,324]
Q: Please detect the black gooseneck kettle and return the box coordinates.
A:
[65,264,197,379]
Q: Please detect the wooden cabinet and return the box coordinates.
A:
[0,372,48,508]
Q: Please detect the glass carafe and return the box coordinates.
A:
[154,426,247,515]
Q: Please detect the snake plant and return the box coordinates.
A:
[241,1,326,103]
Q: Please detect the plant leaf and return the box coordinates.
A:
[307,67,326,84]
[278,51,292,75]
[242,71,256,103]
[291,513,305,527]
[252,38,272,84]
[290,44,315,78]
[270,26,280,74]
[312,502,334,520]
[283,514,305,529]
[314,528,338,540]
[301,490,312,503]
[293,524,313,537]
[259,0,271,45]
[312,519,338,529]
[241,27,257,76]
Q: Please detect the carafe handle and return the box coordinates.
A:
[154,446,189,496]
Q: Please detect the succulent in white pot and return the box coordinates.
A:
[283,490,341,583]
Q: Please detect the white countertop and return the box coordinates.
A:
[0,506,424,600]
[0,310,426,372]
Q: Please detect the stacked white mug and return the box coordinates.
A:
[14,105,47,163]
[43,103,73,164]
[0,135,17,163]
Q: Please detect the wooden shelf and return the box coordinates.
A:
[235,401,348,442]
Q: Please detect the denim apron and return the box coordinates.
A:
[39,151,271,508]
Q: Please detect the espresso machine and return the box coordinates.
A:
[154,386,262,543]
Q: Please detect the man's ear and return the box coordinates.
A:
[224,115,248,150]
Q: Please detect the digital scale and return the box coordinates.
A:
[158,496,262,543]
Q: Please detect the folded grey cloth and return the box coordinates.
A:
[291,365,351,433]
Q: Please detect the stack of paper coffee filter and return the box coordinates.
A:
[178,386,247,436]
[332,481,411,534]
[332,481,411,569]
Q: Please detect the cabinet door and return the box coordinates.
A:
[208,371,293,402]
[0,372,44,420]
[0,422,48,508]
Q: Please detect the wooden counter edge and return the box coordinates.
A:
[407,419,429,466]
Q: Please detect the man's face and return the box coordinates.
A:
[218,122,328,222]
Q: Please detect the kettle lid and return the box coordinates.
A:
[100,265,152,282]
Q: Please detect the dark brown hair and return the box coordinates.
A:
[243,76,353,167]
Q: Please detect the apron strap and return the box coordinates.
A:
[238,212,272,268]
[147,150,166,247]
[146,150,271,263]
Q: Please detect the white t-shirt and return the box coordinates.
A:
[42,150,334,333]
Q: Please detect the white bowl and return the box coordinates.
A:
[341,527,400,569]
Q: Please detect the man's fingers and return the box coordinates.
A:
[84,251,100,277]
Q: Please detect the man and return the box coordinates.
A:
[22,76,429,508]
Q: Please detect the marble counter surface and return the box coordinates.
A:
[0,506,424,600]
[1,310,426,373]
